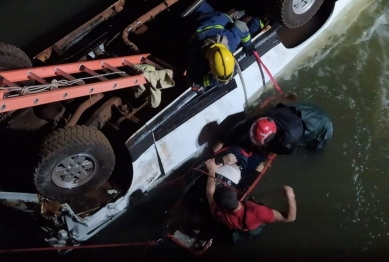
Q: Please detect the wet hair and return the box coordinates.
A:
[213,186,239,213]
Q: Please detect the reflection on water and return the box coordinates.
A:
[245,0,389,258]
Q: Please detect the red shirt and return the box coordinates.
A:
[210,201,275,230]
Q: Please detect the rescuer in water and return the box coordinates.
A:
[186,0,265,91]
[213,102,334,156]
[204,158,296,242]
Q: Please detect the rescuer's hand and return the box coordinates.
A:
[283,186,295,199]
[205,159,222,176]
[222,153,237,165]
[213,142,223,153]
[243,43,255,57]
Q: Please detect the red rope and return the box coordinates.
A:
[155,163,195,189]
[192,168,245,195]
[254,51,284,95]
[240,154,276,201]
[0,240,161,254]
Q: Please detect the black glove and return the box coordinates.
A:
[243,43,255,57]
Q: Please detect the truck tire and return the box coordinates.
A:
[0,42,33,85]
[278,0,324,28]
[34,125,115,201]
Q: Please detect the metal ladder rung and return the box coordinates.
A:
[102,62,129,78]
[79,65,108,81]
[55,68,83,86]
[28,71,48,84]
[141,57,165,70]
[122,59,135,68]
[0,76,19,88]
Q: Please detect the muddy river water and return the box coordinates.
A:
[245,0,389,259]
[1,0,389,260]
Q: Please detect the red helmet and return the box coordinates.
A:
[249,117,277,145]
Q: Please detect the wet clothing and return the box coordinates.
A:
[292,102,334,150]
[219,103,333,155]
[210,201,275,230]
[214,146,267,174]
[186,1,263,88]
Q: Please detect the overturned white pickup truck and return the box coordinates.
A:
[0,0,364,249]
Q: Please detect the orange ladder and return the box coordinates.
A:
[0,54,150,113]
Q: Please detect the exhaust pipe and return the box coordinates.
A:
[122,0,180,53]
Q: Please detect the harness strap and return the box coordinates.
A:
[241,201,249,231]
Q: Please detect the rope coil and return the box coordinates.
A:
[0,71,127,96]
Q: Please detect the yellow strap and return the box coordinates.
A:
[241,34,251,43]
[224,13,233,23]
[260,19,265,29]
[197,25,224,33]
[203,75,211,87]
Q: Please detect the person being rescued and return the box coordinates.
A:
[213,102,334,156]
[185,0,265,91]
[204,158,296,242]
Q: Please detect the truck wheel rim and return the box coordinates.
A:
[52,154,98,188]
[292,0,316,15]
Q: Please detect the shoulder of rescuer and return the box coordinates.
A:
[210,200,276,231]
[284,102,334,150]
[186,17,254,89]
[217,103,305,155]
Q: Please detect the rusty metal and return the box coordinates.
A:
[116,98,148,125]
[66,181,122,218]
[122,0,180,53]
[133,24,149,35]
[68,93,104,126]
[34,0,126,62]
[41,199,62,217]
[83,96,122,128]
[7,108,48,131]
[152,57,177,71]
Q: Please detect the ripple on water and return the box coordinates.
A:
[251,0,389,254]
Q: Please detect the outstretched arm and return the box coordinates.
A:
[231,20,255,56]
[205,159,222,205]
[272,186,297,222]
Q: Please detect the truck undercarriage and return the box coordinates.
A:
[0,0,335,251]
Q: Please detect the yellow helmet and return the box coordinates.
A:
[206,43,235,82]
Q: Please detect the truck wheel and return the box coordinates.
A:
[278,0,324,28]
[0,42,33,85]
[34,125,115,201]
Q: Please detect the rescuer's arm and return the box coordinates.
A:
[265,135,296,155]
[247,17,265,36]
[186,46,219,89]
[213,119,250,153]
[230,20,255,56]
[272,186,297,222]
[205,158,221,205]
